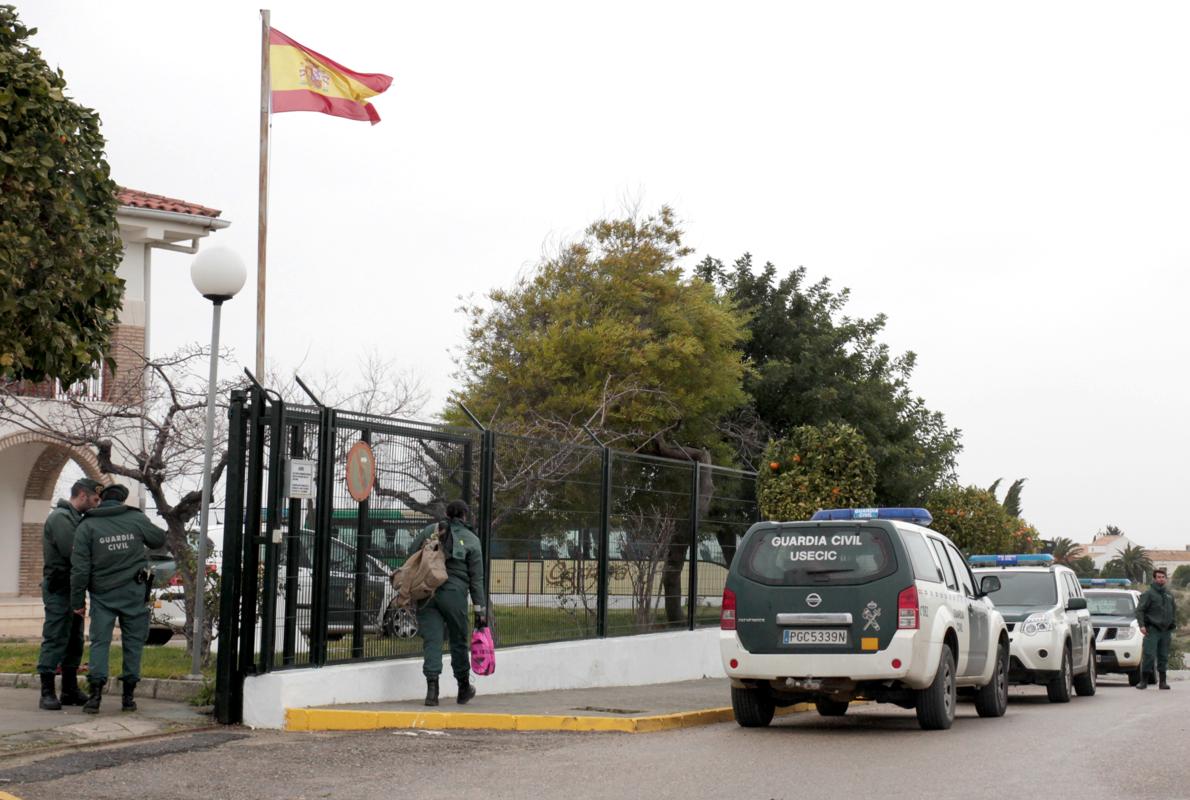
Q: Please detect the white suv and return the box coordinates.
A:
[1084,586,1144,685]
[971,555,1096,702]
[721,508,1010,731]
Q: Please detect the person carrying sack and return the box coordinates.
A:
[407,500,486,707]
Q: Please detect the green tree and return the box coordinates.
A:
[926,485,1036,554]
[757,423,877,522]
[1172,564,1190,589]
[1105,544,1153,584]
[0,6,124,383]
[695,254,961,504]
[452,207,748,459]
[1070,555,1097,578]
[451,207,750,626]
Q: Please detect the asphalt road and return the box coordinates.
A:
[1,677,1186,800]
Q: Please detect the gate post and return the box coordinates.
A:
[687,462,700,631]
[215,389,249,724]
[596,447,611,637]
[309,405,337,666]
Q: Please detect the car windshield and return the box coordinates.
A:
[981,572,1057,606]
[1086,593,1135,616]
[743,526,895,586]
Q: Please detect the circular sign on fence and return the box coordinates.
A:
[345,440,376,502]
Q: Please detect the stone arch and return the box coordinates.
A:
[0,431,106,597]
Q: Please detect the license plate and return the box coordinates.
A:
[783,629,848,645]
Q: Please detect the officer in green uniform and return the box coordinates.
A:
[1135,567,1178,690]
[36,477,102,710]
[410,500,486,707]
[70,484,167,713]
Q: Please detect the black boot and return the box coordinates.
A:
[59,669,88,706]
[121,679,137,712]
[1159,672,1171,690]
[38,673,61,711]
[424,678,439,707]
[456,674,476,705]
[1136,670,1148,690]
[82,681,103,714]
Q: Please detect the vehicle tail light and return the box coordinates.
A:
[720,588,737,630]
[897,585,919,629]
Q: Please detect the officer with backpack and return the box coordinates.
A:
[70,484,167,713]
[409,500,486,706]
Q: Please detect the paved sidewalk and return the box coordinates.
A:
[0,687,212,759]
[288,677,809,733]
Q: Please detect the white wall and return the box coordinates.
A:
[0,443,43,595]
[242,628,725,729]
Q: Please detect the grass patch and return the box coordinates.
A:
[0,642,214,680]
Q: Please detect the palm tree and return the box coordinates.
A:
[1105,544,1153,584]
[987,477,1027,517]
[1048,537,1080,566]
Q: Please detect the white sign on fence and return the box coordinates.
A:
[286,458,316,499]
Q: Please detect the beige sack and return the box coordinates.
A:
[391,531,448,609]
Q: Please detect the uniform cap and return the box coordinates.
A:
[101,484,130,503]
[73,478,103,493]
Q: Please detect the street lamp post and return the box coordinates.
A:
[188,247,246,680]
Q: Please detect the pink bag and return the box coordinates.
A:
[470,626,495,676]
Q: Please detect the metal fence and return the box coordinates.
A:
[215,385,756,723]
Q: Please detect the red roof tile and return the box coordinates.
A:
[117,187,222,218]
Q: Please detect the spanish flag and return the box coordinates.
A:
[269,28,392,124]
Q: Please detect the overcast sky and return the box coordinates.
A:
[22,1,1190,549]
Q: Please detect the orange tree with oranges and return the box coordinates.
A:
[757,422,876,521]
[926,485,1041,555]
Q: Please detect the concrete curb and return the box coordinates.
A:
[285,702,814,734]
[0,672,205,702]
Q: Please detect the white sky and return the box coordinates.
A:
[23,1,1190,549]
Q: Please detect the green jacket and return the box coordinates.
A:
[1136,584,1177,632]
[411,520,485,607]
[70,500,167,608]
[43,499,82,594]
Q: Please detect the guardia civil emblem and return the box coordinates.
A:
[862,601,882,631]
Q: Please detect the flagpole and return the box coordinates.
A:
[256,8,271,380]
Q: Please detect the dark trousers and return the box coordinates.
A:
[36,586,84,675]
[418,582,471,680]
[88,582,150,685]
[1142,629,1172,674]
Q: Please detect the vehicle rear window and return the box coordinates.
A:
[901,530,942,583]
[742,526,897,586]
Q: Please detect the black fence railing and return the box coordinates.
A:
[215,385,757,723]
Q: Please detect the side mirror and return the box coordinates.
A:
[1066,597,1087,611]
[979,575,1001,595]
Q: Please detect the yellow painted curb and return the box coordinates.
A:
[285,701,815,734]
[0,792,27,800]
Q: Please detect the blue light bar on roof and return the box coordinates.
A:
[1079,578,1131,587]
[968,554,1055,567]
[810,507,933,526]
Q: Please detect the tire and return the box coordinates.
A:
[974,641,1009,718]
[731,686,775,728]
[1074,648,1097,697]
[1047,646,1073,703]
[815,698,849,717]
[145,627,174,646]
[1127,670,1141,687]
[916,647,957,730]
